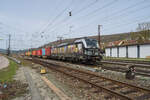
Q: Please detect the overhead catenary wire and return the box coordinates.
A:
[97,0,150,25]
[72,0,118,22]
[29,0,72,49]
[44,0,99,34]
[71,0,146,27]
[38,0,74,35]
[78,14,150,37]
[103,15,150,32]
[73,0,149,34]
[31,0,75,49]
[36,0,66,34]
[0,21,30,34]
[46,0,118,34]
[2,0,149,50]
[31,0,149,49]
[72,0,99,15]
[0,23,34,50]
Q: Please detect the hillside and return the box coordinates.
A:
[0,49,7,54]
[42,32,131,47]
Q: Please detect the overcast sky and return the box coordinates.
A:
[0,0,150,50]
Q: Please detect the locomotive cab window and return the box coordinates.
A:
[85,38,99,48]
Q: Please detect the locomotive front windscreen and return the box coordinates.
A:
[85,38,99,48]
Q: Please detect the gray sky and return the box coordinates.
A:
[0,0,150,50]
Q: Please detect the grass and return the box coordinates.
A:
[0,59,18,82]
[103,56,150,61]
[19,57,33,66]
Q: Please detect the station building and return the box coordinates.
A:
[105,40,150,58]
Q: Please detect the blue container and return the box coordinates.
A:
[42,48,46,56]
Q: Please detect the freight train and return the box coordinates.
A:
[25,38,103,63]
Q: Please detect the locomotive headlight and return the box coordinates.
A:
[95,49,99,55]
[85,50,92,55]
[95,52,98,55]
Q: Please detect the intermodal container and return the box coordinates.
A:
[35,50,37,56]
[42,48,46,56]
[32,51,33,56]
[37,50,40,56]
[32,51,34,56]
[34,50,36,56]
[37,49,42,56]
[32,50,36,56]
[40,49,42,56]
[45,47,51,56]
[35,50,37,55]
[25,52,27,56]
[28,51,31,56]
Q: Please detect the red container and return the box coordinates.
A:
[35,50,38,56]
[32,51,34,56]
[37,49,42,56]
[32,51,33,56]
[37,50,40,56]
[32,50,36,56]
[45,47,51,56]
[25,52,27,56]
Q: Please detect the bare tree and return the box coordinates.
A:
[136,22,150,41]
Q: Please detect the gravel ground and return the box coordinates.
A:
[13,65,60,100]
[13,62,81,100]
[32,63,80,100]
[0,56,9,70]
[45,64,120,100]
[13,67,31,100]
[45,70,81,100]
[19,58,150,100]
[29,67,60,100]
[97,69,150,88]
[35,59,150,100]
[43,59,150,88]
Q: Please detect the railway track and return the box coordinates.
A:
[102,59,150,66]
[25,56,150,77]
[31,58,150,100]
[47,58,150,77]
[101,60,150,77]
[101,60,150,69]
[100,65,150,77]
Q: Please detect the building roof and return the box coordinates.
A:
[105,40,150,48]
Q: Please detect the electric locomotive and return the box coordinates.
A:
[51,37,102,63]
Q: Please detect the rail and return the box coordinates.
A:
[30,58,150,100]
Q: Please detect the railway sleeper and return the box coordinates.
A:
[90,80,103,83]
[97,81,112,87]
[110,86,124,90]
[92,89,102,93]
[120,89,137,95]
[58,71,131,99]
[134,93,150,100]
[104,94,114,100]
[31,59,150,100]
[90,76,101,80]
[89,87,101,93]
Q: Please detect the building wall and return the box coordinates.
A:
[105,44,150,58]
[112,47,117,57]
[119,47,126,57]
[128,45,137,58]
[105,48,110,57]
[140,44,150,58]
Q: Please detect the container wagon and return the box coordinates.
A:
[45,47,51,58]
